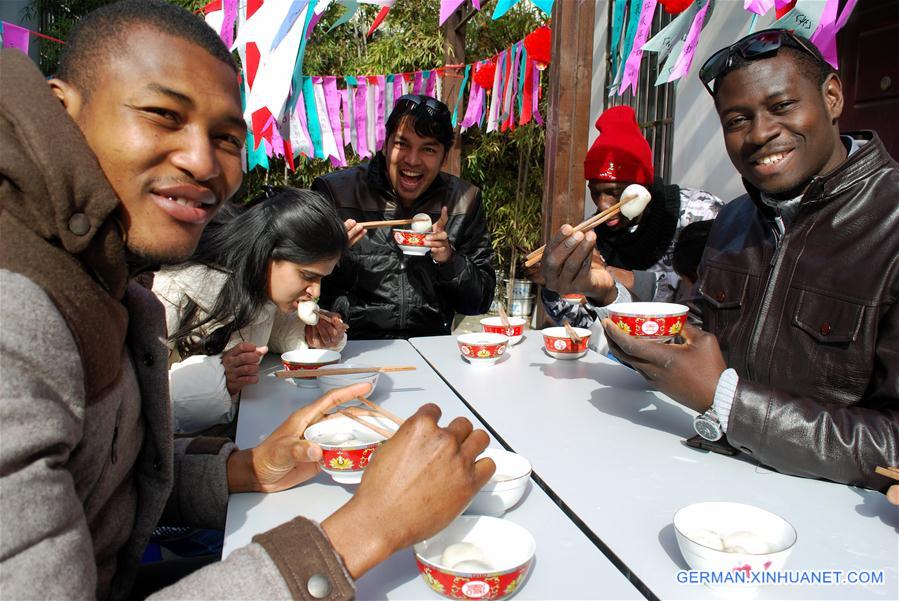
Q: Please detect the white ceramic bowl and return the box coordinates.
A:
[466,448,531,516]
[456,332,509,366]
[316,362,379,399]
[541,326,591,359]
[608,301,689,342]
[414,515,536,600]
[480,316,527,345]
[393,228,430,256]
[303,414,397,484]
[281,349,341,388]
[674,502,797,579]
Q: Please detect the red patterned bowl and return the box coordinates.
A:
[541,326,591,359]
[479,316,527,345]
[303,414,397,485]
[607,302,688,342]
[414,515,536,600]
[281,349,341,388]
[393,228,430,256]
[457,333,509,366]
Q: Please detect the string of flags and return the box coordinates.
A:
[241,25,552,172]
[609,0,857,96]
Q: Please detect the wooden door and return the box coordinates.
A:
[837,0,899,159]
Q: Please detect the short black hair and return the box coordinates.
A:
[58,0,236,97]
[672,220,715,284]
[714,45,836,97]
[385,96,454,153]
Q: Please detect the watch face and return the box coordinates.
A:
[694,416,722,441]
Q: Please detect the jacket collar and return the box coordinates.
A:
[0,49,129,299]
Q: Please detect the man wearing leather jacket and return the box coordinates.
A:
[555,29,897,491]
[314,95,495,339]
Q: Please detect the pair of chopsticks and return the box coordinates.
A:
[276,366,416,379]
[562,318,582,344]
[358,218,414,229]
[333,396,405,439]
[523,195,636,268]
[876,466,899,481]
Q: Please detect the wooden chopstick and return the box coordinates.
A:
[337,409,394,438]
[562,318,582,344]
[875,466,899,482]
[523,198,629,268]
[276,366,416,379]
[358,218,414,229]
[498,305,512,329]
[356,396,405,426]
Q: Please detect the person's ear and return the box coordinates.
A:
[48,78,85,122]
[822,73,844,124]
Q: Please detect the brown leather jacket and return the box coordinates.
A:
[692,132,899,491]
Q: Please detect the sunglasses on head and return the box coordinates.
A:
[394,94,450,118]
[699,29,823,96]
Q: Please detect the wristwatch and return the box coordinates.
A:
[693,406,723,441]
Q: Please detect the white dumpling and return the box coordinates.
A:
[411,213,433,233]
[452,559,492,573]
[686,528,725,551]
[723,531,774,554]
[441,542,488,569]
[619,184,652,220]
[297,300,319,326]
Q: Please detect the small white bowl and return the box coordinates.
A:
[466,448,531,516]
[281,349,341,388]
[541,326,591,359]
[480,316,527,345]
[414,515,536,600]
[674,502,797,580]
[303,414,397,484]
[456,332,509,366]
[316,362,379,399]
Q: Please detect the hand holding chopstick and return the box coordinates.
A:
[277,366,416,379]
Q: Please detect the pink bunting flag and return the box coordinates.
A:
[743,0,774,15]
[531,63,543,126]
[1,22,30,54]
[620,0,658,95]
[323,76,347,166]
[810,0,857,68]
[666,0,710,82]
[221,0,238,48]
[374,76,387,151]
[354,79,370,159]
[439,0,466,26]
[412,70,423,95]
[424,70,436,98]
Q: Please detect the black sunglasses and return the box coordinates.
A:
[394,94,450,118]
[699,29,823,96]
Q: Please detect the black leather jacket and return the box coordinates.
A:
[313,156,495,339]
[691,132,899,491]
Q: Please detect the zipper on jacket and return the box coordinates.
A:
[110,425,119,464]
[745,219,785,381]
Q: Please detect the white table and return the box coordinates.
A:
[223,340,640,600]
[409,333,899,600]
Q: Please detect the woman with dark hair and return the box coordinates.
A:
[153,187,349,434]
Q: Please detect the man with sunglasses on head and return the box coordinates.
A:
[313,95,495,339]
[597,28,899,491]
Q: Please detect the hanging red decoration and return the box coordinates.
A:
[367,5,391,37]
[473,60,497,91]
[523,25,551,70]
[659,0,693,14]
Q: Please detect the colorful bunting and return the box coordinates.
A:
[1,21,30,54]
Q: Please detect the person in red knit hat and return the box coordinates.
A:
[538,105,724,348]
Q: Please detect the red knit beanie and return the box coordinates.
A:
[583,106,654,185]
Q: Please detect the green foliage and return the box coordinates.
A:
[29,0,548,279]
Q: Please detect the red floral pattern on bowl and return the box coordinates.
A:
[393,229,427,247]
[608,302,688,341]
[561,293,586,304]
[479,317,526,345]
[414,558,532,600]
[457,333,508,361]
[320,446,376,473]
